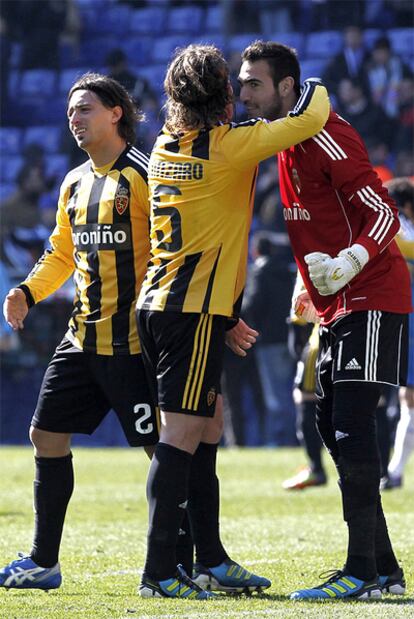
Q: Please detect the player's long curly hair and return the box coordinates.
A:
[68,73,143,144]
[164,44,233,132]
[242,41,301,98]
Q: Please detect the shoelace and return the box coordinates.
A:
[318,569,346,586]
[176,564,204,592]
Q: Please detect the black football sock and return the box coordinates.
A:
[301,400,324,473]
[175,510,194,576]
[30,453,74,568]
[375,495,399,575]
[188,442,228,568]
[144,442,192,581]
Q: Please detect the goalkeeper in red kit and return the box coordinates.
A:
[239,41,412,600]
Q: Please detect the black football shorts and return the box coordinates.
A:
[32,337,159,446]
[137,310,225,416]
[316,310,408,399]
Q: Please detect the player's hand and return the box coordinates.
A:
[225,318,258,357]
[293,290,319,323]
[3,288,29,330]
[305,244,369,296]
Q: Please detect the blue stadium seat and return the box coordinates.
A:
[228,34,261,53]
[24,126,62,154]
[92,4,132,34]
[129,7,167,35]
[205,5,222,33]
[167,6,204,34]
[0,128,23,156]
[388,28,414,59]
[59,68,90,94]
[0,182,15,202]
[300,58,329,80]
[121,39,152,67]
[19,69,57,97]
[136,65,166,96]
[0,155,24,183]
[199,34,225,50]
[270,32,305,58]
[80,37,120,68]
[363,28,382,50]
[45,154,70,181]
[152,35,192,64]
[305,30,343,59]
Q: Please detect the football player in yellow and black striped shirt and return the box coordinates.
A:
[1,73,162,591]
[136,44,330,596]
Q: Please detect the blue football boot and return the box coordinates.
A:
[139,564,217,599]
[290,569,381,600]
[0,553,61,590]
[379,567,406,595]
[193,558,271,594]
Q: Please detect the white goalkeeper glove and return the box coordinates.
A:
[291,271,319,323]
[305,243,369,296]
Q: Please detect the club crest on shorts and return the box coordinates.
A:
[114,187,129,215]
[207,387,216,407]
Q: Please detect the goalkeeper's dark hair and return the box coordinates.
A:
[68,72,143,144]
[242,40,301,98]
[164,44,232,131]
[385,177,414,216]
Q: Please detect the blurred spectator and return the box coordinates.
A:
[243,232,296,445]
[105,48,158,111]
[394,76,414,153]
[297,0,365,32]
[222,0,261,36]
[257,1,294,35]
[2,0,80,70]
[322,25,370,99]
[395,151,414,178]
[1,164,50,274]
[365,35,413,118]
[367,139,394,184]
[335,77,395,146]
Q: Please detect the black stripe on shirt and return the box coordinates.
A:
[202,246,222,313]
[191,130,210,160]
[112,173,136,353]
[165,252,202,310]
[82,175,106,352]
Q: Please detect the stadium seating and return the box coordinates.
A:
[44,154,70,181]
[228,34,262,53]
[59,68,90,94]
[0,182,15,201]
[80,37,120,68]
[205,4,222,33]
[121,39,152,67]
[270,32,306,58]
[19,69,57,97]
[388,28,414,60]
[363,28,382,49]
[136,65,167,96]
[152,35,193,64]
[167,6,204,34]
[0,128,23,156]
[129,6,167,35]
[24,126,62,154]
[0,155,24,183]
[300,58,329,80]
[305,30,343,59]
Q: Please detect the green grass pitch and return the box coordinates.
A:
[0,446,413,618]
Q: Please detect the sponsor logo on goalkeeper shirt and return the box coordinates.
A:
[72,223,131,251]
[283,202,311,222]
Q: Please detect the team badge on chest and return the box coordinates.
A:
[114,186,129,215]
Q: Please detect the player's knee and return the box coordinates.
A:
[29,426,71,456]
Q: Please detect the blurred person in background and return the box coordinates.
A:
[364,35,413,119]
[243,231,296,445]
[383,177,414,489]
[323,25,370,101]
[282,320,328,489]
[105,48,158,113]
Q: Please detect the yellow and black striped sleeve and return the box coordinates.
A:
[20,180,76,304]
[222,82,330,170]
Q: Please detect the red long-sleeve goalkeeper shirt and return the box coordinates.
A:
[278,111,412,325]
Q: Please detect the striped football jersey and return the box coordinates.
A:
[20,145,150,355]
[278,111,412,325]
[137,81,329,317]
